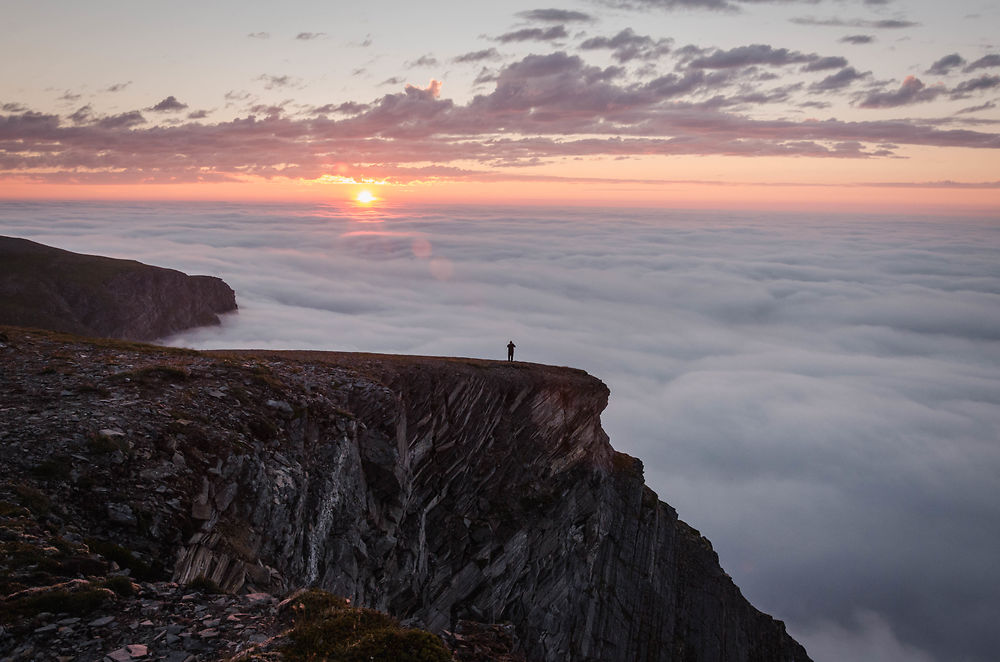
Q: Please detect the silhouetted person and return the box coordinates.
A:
[507,340,516,362]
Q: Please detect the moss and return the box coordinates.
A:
[281,589,451,662]
[102,575,136,597]
[30,457,72,481]
[12,483,50,516]
[0,586,113,621]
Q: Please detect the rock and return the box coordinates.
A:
[107,503,137,526]
[0,327,812,662]
[0,236,237,341]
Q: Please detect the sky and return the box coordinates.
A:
[1,200,998,662]
[1,0,999,212]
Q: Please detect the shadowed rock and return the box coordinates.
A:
[0,236,236,341]
[0,329,811,662]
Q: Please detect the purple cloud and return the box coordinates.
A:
[454,49,501,64]
[495,26,568,43]
[811,67,869,92]
[858,76,944,108]
[149,96,189,112]
[840,35,874,44]
[580,28,671,62]
[964,54,1000,72]
[516,8,594,22]
[927,53,966,76]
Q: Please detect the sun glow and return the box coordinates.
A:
[356,190,376,204]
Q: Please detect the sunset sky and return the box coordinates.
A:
[2,0,998,212]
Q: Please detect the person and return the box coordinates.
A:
[507,340,516,362]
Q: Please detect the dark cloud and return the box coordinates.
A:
[964,54,1000,72]
[247,32,270,39]
[380,77,405,86]
[956,100,996,114]
[840,34,874,44]
[296,32,326,40]
[95,110,146,129]
[811,67,869,91]
[858,76,944,108]
[803,56,849,72]
[686,44,817,69]
[407,55,439,68]
[187,109,210,120]
[454,48,501,63]
[516,8,594,22]
[495,26,568,43]
[1,52,998,184]
[792,16,919,29]
[256,74,298,90]
[105,81,132,93]
[310,101,370,115]
[926,53,966,76]
[68,105,93,124]
[6,205,998,662]
[579,28,671,62]
[148,96,189,112]
[950,75,1000,97]
[58,91,82,102]
[1,102,28,113]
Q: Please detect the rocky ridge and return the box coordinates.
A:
[0,326,811,661]
[0,236,237,341]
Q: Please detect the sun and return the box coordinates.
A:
[355,190,376,204]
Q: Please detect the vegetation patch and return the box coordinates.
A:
[282,589,451,662]
[0,583,115,621]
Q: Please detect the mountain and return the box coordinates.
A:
[0,236,236,340]
[0,326,811,661]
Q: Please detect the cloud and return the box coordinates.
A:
[407,55,439,68]
[516,8,594,22]
[95,110,146,129]
[2,52,999,184]
[839,34,874,44]
[247,32,270,39]
[454,48,501,64]
[964,54,1000,72]
[5,204,999,662]
[957,101,996,114]
[926,53,966,76]
[104,81,132,93]
[495,26,568,43]
[802,56,849,72]
[187,109,210,119]
[148,96,189,112]
[296,32,326,40]
[791,17,919,29]
[811,67,869,91]
[256,74,299,90]
[579,28,671,62]
[685,44,824,69]
[950,75,1000,98]
[858,76,944,108]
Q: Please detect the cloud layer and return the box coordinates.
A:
[2,201,998,662]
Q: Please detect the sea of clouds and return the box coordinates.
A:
[2,201,998,662]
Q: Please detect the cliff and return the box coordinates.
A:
[0,327,811,662]
[0,236,237,341]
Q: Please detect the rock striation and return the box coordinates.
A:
[0,236,236,341]
[0,327,811,661]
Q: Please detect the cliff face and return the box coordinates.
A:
[0,236,237,340]
[0,328,811,662]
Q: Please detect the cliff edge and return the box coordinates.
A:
[0,328,811,662]
[0,236,237,341]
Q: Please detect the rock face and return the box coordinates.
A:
[0,328,811,662]
[0,236,236,340]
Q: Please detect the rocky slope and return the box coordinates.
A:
[0,326,811,662]
[0,236,236,341]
